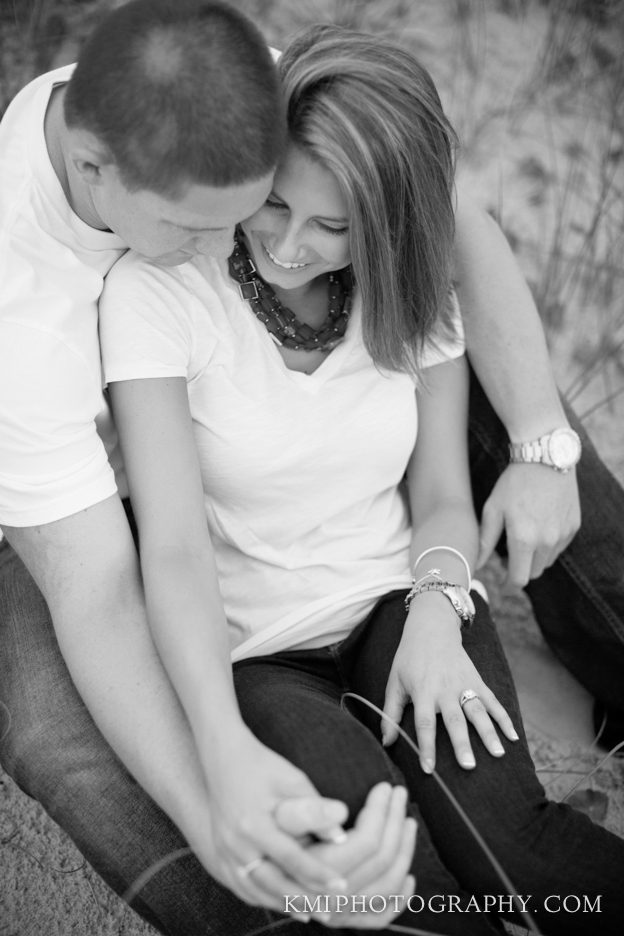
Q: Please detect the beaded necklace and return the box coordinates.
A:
[228,229,353,352]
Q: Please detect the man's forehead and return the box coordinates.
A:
[143,174,274,226]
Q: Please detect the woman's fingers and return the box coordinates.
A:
[443,688,520,768]
[260,822,348,892]
[348,787,416,894]
[412,702,438,773]
[313,782,399,878]
[441,702,477,769]
[275,796,348,844]
[463,689,520,747]
[306,785,417,929]
[380,676,407,747]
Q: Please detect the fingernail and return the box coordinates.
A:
[492,744,505,756]
[461,755,476,769]
[421,758,434,774]
[393,785,408,803]
[324,826,347,844]
[510,728,520,741]
[297,913,311,923]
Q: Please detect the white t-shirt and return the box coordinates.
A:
[0,66,126,527]
[100,252,465,660]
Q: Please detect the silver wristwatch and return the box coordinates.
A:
[405,580,475,629]
[509,427,581,473]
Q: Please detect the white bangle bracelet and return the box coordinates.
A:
[412,546,472,590]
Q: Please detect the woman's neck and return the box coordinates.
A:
[271,276,330,330]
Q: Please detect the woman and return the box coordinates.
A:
[99,24,624,935]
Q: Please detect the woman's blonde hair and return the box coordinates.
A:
[279,25,458,374]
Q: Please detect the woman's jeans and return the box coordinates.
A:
[1,369,623,935]
[235,591,624,936]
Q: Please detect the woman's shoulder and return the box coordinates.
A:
[103,250,226,314]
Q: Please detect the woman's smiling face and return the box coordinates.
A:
[240,144,351,291]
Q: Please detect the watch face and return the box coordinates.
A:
[548,428,581,470]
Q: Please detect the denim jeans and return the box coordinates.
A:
[0,537,277,936]
[1,369,623,935]
[235,592,624,936]
[0,543,502,936]
[468,367,624,723]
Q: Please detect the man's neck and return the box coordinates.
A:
[44,85,106,230]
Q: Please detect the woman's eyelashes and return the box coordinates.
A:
[318,221,349,236]
[264,197,287,211]
[263,198,348,236]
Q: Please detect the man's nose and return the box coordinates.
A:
[193,227,235,259]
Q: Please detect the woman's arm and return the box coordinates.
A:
[454,189,580,586]
[381,356,518,772]
[109,376,349,905]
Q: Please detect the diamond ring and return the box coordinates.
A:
[459,689,480,709]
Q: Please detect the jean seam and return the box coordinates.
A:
[558,547,624,641]
[327,641,351,694]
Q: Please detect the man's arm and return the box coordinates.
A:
[4,499,332,910]
[3,496,224,871]
[454,188,580,586]
[3,497,416,920]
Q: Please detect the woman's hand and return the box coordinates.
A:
[287,783,417,928]
[199,730,350,911]
[381,592,518,773]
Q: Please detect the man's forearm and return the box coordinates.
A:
[454,190,568,441]
[3,499,215,852]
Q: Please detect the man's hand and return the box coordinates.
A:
[276,783,417,928]
[477,463,581,587]
[199,732,351,911]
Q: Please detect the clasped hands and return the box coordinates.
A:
[200,734,416,928]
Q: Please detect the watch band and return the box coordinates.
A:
[509,439,544,464]
[509,427,581,473]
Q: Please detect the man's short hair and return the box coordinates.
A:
[64,0,284,194]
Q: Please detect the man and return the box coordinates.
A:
[1,0,623,933]
[0,2,419,932]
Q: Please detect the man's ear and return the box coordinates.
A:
[69,129,113,187]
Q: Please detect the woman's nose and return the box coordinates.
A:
[271,223,305,261]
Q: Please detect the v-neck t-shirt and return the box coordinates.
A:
[99,251,464,660]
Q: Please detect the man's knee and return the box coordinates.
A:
[1,705,119,817]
